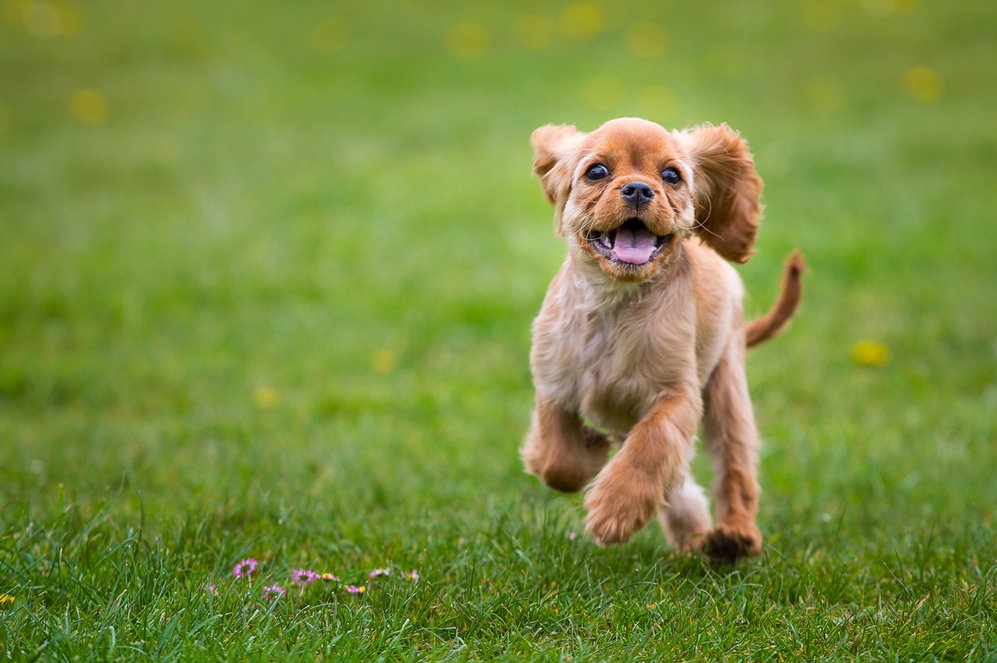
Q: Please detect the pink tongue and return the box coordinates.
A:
[612,226,657,264]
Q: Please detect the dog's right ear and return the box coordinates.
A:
[531,124,582,207]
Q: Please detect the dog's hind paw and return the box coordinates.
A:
[700,521,762,564]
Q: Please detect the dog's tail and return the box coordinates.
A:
[745,251,805,348]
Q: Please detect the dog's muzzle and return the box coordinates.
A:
[585,219,673,266]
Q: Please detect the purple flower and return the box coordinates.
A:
[291,569,319,586]
[232,558,258,578]
[262,584,285,600]
[344,584,366,594]
[200,583,218,595]
[402,570,420,582]
[369,567,391,579]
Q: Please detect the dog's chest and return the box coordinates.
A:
[577,313,658,430]
[533,286,694,432]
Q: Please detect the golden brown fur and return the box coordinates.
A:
[521,117,803,562]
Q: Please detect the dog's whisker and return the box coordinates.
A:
[694,219,720,239]
[691,193,722,239]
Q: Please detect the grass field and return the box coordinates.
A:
[1,0,995,659]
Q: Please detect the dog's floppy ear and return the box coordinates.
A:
[531,123,582,207]
[683,123,763,263]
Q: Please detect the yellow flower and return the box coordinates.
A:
[852,340,890,367]
[24,2,85,37]
[866,0,918,14]
[445,21,488,59]
[57,3,84,36]
[253,386,280,408]
[800,0,840,31]
[904,66,942,103]
[371,348,396,374]
[70,88,108,125]
[0,594,14,608]
[560,3,604,41]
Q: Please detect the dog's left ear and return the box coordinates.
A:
[682,123,763,263]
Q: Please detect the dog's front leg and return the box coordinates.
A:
[584,389,702,545]
[521,394,611,493]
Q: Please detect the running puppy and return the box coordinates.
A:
[521,117,803,562]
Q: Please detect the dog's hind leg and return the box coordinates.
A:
[521,395,610,493]
[659,474,712,552]
[699,337,764,562]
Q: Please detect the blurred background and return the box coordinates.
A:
[1,0,994,535]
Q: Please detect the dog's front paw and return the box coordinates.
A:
[522,426,610,493]
[583,465,661,545]
[700,520,762,564]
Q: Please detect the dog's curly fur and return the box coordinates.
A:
[521,117,803,562]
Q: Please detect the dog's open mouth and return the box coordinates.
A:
[585,219,673,266]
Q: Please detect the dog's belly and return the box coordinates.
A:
[579,373,642,433]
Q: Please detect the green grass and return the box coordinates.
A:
[1,0,995,659]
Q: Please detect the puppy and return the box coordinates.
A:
[521,117,803,562]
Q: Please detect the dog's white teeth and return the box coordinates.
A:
[607,230,617,248]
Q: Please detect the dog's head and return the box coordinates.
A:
[531,117,763,281]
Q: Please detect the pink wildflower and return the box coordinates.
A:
[369,567,391,579]
[262,584,286,600]
[344,584,366,594]
[232,558,258,578]
[320,572,340,582]
[200,583,218,595]
[291,569,319,586]
[402,570,420,582]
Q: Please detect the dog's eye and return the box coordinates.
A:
[585,164,609,181]
[660,167,681,185]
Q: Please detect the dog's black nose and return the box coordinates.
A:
[621,181,654,208]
